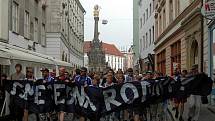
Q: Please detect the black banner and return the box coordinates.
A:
[5,73,213,119]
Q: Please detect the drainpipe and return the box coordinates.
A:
[201,0,204,73]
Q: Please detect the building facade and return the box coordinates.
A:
[133,0,140,69]
[84,41,125,72]
[0,0,73,78]
[154,0,204,75]
[46,0,85,68]
[121,47,134,71]
[138,0,155,72]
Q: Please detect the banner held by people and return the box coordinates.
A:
[5,73,212,119]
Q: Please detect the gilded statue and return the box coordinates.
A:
[93,5,100,17]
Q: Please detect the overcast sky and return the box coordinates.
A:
[80,0,133,51]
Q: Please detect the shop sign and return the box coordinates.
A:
[201,0,215,20]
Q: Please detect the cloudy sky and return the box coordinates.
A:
[80,0,133,50]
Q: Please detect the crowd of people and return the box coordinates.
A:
[0,63,204,121]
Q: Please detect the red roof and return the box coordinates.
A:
[84,41,124,57]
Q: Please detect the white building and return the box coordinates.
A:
[121,47,134,71]
[0,0,72,78]
[138,0,155,71]
[46,0,85,68]
[84,41,125,71]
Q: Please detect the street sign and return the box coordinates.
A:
[201,0,215,20]
[102,20,108,25]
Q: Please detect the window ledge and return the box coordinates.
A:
[24,36,30,40]
[12,31,19,35]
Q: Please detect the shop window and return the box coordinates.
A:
[171,41,181,75]
[157,50,166,75]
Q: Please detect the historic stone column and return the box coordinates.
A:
[93,5,99,42]
[88,5,106,72]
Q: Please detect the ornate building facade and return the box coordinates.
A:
[46,0,85,68]
[154,0,204,75]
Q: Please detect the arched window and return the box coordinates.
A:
[191,40,198,65]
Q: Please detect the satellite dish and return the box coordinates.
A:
[102,20,108,25]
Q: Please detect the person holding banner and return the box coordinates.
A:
[10,64,26,121]
[23,67,37,121]
[75,67,92,87]
[39,68,54,121]
[56,67,68,121]
[74,67,92,121]
[102,72,116,121]
[145,71,158,121]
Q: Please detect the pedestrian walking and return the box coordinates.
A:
[74,67,92,121]
[187,65,201,121]
[102,72,116,121]
[38,68,55,121]
[55,67,69,121]
[23,67,37,121]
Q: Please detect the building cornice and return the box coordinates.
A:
[75,0,86,14]
[154,0,201,44]
[181,8,202,28]
[154,27,182,51]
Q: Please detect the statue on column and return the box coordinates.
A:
[93,5,100,17]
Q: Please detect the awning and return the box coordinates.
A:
[54,59,73,67]
[0,47,73,68]
[1,48,54,65]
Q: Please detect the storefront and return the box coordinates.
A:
[0,43,73,78]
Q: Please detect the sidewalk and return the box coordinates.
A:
[168,103,215,121]
[208,105,215,115]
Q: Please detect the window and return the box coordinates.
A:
[30,22,34,40]
[146,9,148,20]
[153,0,155,11]
[155,20,158,39]
[169,0,173,22]
[140,39,142,52]
[143,36,145,49]
[146,32,148,48]
[35,0,39,3]
[163,9,166,29]
[149,29,151,45]
[41,24,46,46]
[143,13,145,24]
[34,18,39,42]
[152,26,155,43]
[150,4,152,16]
[24,11,30,38]
[157,50,166,74]
[175,0,180,17]
[171,41,181,75]
[159,14,162,35]
[140,18,142,28]
[12,2,19,33]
